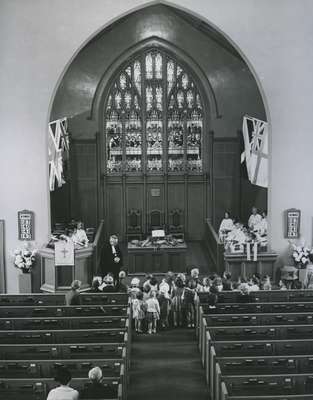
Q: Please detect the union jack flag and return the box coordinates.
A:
[48,118,69,191]
[241,115,269,188]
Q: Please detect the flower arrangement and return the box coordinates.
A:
[291,244,312,268]
[13,244,37,273]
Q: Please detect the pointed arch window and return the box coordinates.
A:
[104,48,204,174]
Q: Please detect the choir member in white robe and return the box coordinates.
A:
[227,222,247,244]
[218,211,234,240]
[255,211,268,236]
[248,207,262,230]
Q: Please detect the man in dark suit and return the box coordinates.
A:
[99,235,123,283]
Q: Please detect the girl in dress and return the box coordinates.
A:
[132,291,145,333]
[145,290,160,334]
[184,279,197,328]
[158,284,171,329]
[171,274,185,328]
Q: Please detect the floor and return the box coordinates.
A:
[128,328,208,400]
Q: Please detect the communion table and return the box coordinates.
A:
[127,241,187,273]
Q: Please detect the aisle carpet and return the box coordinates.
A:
[128,328,208,400]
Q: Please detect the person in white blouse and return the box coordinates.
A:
[248,207,262,231]
[71,221,89,247]
[218,211,234,240]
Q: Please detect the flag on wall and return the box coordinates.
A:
[48,118,69,191]
[241,115,269,188]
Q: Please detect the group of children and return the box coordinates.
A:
[128,268,203,334]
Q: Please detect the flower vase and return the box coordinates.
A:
[18,272,32,293]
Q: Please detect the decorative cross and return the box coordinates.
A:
[61,247,69,258]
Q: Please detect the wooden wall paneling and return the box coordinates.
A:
[147,183,165,231]
[75,180,97,227]
[126,184,144,234]
[212,137,240,230]
[106,184,123,240]
[187,182,205,240]
[71,140,97,228]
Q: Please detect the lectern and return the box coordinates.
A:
[39,245,94,292]
[39,221,104,293]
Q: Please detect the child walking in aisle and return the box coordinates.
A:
[145,290,160,334]
[132,291,145,333]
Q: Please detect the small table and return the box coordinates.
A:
[127,242,188,273]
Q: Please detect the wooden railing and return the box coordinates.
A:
[92,219,105,276]
[203,218,225,274]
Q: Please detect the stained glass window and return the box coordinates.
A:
[104,48,204,174]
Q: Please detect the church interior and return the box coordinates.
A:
[1,1,313,399]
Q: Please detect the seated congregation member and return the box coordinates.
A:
[71,221,89,247]
[99,234,123,283]
[222,272,232,291]
[218,211,234,240]
[47,366,78,400]
[171,273,185,327]
[65,280,82,306]
[115,270,128,293]
[101,274,116,292]
[146,290,160,334]
[248,206,262,231]
[207,285,219,309]
[248,276,260,291]
[79,366,107,399]
[261,275,272,290]
[237,283,253,303]
[90,278,101,292]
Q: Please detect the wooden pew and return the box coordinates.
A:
[0,328,127,344]
[0,315,129,330]
[201,323,313,366]
[198,307,313,352]
[199,302,313,315]
[218,373,313,400]
[198,290,313,305]
[0,341,127,360]
[0,358,125,378]
[0,304,128,318]
[0,294,65,306]
[0,377,123,400]
[0,292,129,306]
[208,338,313,397]
[80,293,129,305]
[212,354,313,399]
[203,312,313,327]
[0,359,127,400]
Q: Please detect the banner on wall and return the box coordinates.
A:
[48,118,69,191]
[241,115,269,188]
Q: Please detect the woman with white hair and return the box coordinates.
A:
[79,366,106,399]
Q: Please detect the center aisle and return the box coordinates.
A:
[128,329,208,400]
